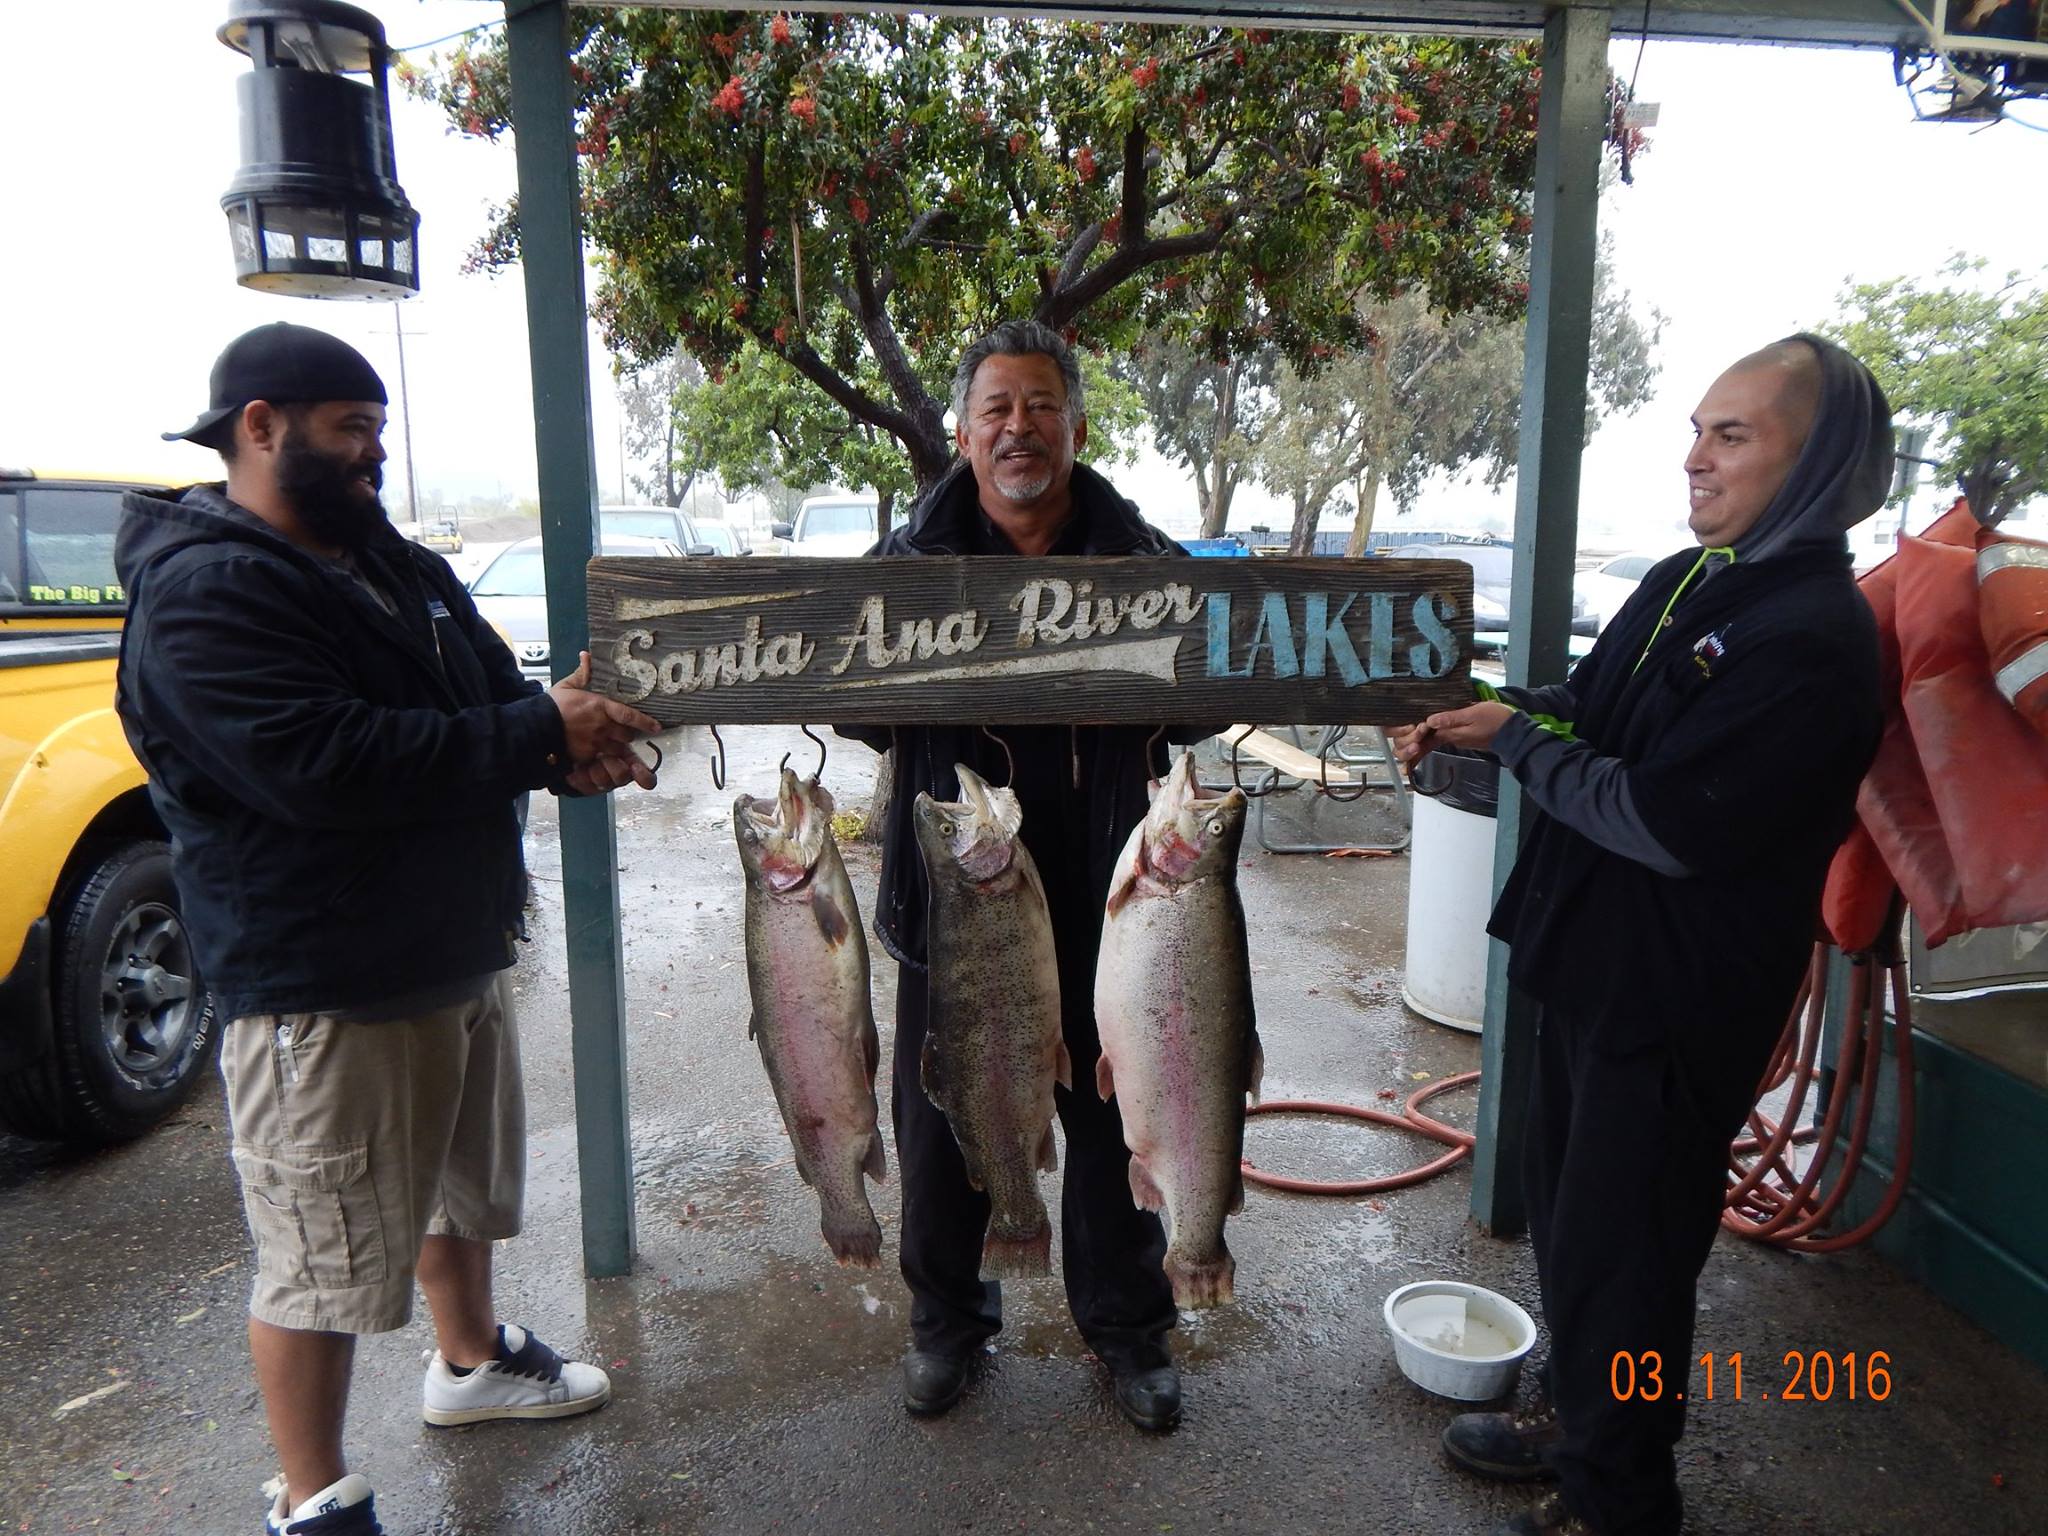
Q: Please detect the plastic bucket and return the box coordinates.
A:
[1383,1280,1537,1401]
[1402,751,1501,1033]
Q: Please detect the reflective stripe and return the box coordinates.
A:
[1978,540,2048,580]
[1995,639,2048,706]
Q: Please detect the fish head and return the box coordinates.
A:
[913,763,1025,887]
[734,768,837,892]
[1140,751,1247,885]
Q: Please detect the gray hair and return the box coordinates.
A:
[950,320,1086,424]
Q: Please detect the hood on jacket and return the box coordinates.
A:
[117,482,422,595]
[1732,333,1895,565]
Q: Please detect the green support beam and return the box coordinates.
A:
[1468,1,1610,1237]
[504,0,638,1278]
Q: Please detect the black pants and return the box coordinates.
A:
[1524,1005,1773,1536]
[891,947,1176,1371]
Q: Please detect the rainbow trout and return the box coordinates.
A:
[1094,752,1262,1309]
[736,770,886,1267]
[914,765,1072,1278]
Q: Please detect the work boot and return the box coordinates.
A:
[422,1324,611,1426]
[1443,1406,1563,1481]
[1110,1361,1182,1433]
[1490,1490,1599,1536]
[262,1473,383,1536]
[901,1348,972,1417]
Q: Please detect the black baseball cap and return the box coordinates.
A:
[164,322,388,446]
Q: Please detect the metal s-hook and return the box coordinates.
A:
[1318,726,1368,803]
[1227,725,1282,799]
[981,725,1016,790]
[708,724,728,792]
[780,723,829,782]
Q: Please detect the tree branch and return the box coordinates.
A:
[741,131,767,298]
[877,205,950,306]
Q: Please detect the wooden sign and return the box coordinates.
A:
[587,555,1474,726]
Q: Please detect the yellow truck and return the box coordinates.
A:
[0,471,217,1141]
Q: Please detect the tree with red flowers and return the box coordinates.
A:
[422,15,1549,496]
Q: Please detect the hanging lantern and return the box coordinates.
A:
[217,0,420,299]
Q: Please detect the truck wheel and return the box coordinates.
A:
[43,842,219,1142]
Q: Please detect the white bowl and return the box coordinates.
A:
[1382,1280,1537,1401]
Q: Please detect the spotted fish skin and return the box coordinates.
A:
[736,769,886,1267]
[1094,752,1261,1310]
[913,764,1071,1280]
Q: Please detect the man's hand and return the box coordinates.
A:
[1389,722,1437,768]
[564,749,658,797]
[1417,701,1515,753]
[548,650,662,763]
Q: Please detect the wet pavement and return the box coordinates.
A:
[3,724,2042,1535]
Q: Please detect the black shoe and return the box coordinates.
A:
[1443,1407,1563,1482]
[1491,1490,1598,1536]
[901,1349,971,1417]
[1110,1362,1182,1432]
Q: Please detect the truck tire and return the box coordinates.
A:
[5,842,219,1143]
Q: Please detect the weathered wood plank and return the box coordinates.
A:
[588,555,1474,726]
[1224,725,1359,784]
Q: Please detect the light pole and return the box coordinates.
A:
[391,300,420,525]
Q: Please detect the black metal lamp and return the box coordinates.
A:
[218,0,419,299]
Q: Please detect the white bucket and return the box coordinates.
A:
[1383,1279,1537,1401]
[1401,791,1499,1033]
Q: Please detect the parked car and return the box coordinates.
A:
[599,503,715,557]
[1573,550,1665,633]
[1,469,219,1142]
[1386,540,1597,636]
[468,532,683,682]
[692,520,748,557]
[772,493,879,557]
[421,518,464,554]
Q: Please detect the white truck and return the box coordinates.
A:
[771,494,880,557]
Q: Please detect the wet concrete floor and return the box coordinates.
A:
[3,725,2043,1534]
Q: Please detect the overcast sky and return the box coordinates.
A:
[3,1,2043,546]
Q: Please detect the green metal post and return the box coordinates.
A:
[504,0,636,1277]
[1469,1,1611,1236]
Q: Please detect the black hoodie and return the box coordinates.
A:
[114,486,570,1020]
[1485,336,1889,1113]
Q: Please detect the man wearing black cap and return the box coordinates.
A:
[1392,337,1891,1536]
[117,322,662,1536]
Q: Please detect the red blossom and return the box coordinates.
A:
[848,193,870,224]
[1076,146,1097,181]
[1102,212,1122,242]
[789,94,817,127]
[770,14,792,44]
[1193,84,1208,105]
[712,77,746,118]
[1377,223,1397,252]
[1009,132,1028,156]
[1394,104,1420,126]
[1514,280,1530,300]
[1130,57,1160,89]
[730,297,749,319]
[708,30,736,59]
[773,323,789,344]
[1341,83,1361,111]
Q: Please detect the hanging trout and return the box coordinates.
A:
[736,769,887,1267]
[1095,752,1262,1309]
[914,764,1071,1278]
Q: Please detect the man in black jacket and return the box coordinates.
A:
[841,320,1201,1431]
[116,323,662,1536]
[1394,336,1891,1536]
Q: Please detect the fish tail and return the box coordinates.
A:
[1164,1245,1235,1310]
[980,1221,1052,1279]
[823,1207,884,1269]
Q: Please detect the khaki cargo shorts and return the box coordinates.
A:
[222,973,524,1334]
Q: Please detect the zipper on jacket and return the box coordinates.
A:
[276,1021,301,1084]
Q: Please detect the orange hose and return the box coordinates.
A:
[1724,916,1916,1252]
[1241,1072,1479,1196]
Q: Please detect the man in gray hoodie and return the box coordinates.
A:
[1395,337,1891,1536]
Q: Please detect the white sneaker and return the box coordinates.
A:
[262,1472,382,1535]
[421,1323,611,1426]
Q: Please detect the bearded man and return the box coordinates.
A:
[116,322,661,1536]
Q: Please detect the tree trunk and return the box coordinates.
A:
[662,411,679,507]
[876,487,896,540]
[1199,364,1239,538]
[1287,490,1321,557]
[1344,463,1383,557]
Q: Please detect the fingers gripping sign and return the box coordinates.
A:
[549,650,663,794]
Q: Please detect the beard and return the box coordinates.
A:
[278,430,387,550]
[992,449,1055,502]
